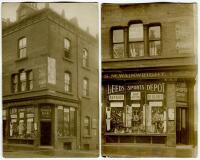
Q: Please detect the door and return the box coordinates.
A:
[40,121,51,145]
[3,120,6,140]
[176,107,188,144]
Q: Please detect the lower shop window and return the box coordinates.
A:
[9,106,36,139]
[105,83,167,134]
[57,106,76,137]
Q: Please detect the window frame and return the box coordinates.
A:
[82,48,89,67]
[128,21,144,57]
[18,37,27,59]
[111,26,125,59]
[64,38,71,59]
[64,71,72,93]
[84,116,90,136]
[148,23,162,56]
[83,78,89,97]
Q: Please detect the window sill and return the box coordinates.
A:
[82,66,90,71]
[16,57,28,62]
[63,57,73,63]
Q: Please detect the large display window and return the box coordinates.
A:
[9,106,36,138]
[105,82,166,134]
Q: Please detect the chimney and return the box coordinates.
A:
[70,17,79,27]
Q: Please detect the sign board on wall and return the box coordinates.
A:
[48,57,56,85]
[110,102,123,107]
[149,101,163,107]
[131,92,141,100]
[109,95,124,100]
[147,94,164,100]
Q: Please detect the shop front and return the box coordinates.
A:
[3,98,79,150]
[102,69,196,146]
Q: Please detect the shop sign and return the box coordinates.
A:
[149,101,162,107]
[109,94,124,100]
[11,114,17,119]
[127,83,165,93]
[107,85,124,94]
[131,103,140,107]
[176,82,188,102]
[103,71,195,79]
[147,94,164,100]
[27,113,34,118]
[40,107,51,119]
[168,108,175,120]
[131,92,141,100]
[19,112,24,118]
[110,102,123,107]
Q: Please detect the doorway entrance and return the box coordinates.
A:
[40,121,52,146]
[176,107,188,144]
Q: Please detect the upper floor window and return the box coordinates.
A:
[149,25,161,56]
[64,38,71,58]
[111,22,162,58]
[128,23,144,57]
[82,49,88,67]
[18,37,27,58]
[84,116,90,136]
[12,74,18,93]
[11,70,33,93]
[64,72,72,93]
[83,78,89,97]
[112,29,124,58]
[19,70,26,92]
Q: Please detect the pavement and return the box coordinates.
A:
[102,143,198,158]
[3,144,99,158]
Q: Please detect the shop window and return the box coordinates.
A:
[106,83,166,134]
[112,28,125,58]
[18,37,27,58]
[149,25,161,56]
[83,78,89,97]
[11,74,18,93]
[64,38,71,58]
[64,72,72,93]
[84,116,90,136]
[128,23,144,57]
[57,106,76,137]
[9,106,35,139]
[82,48,88,67]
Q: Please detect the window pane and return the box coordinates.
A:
[28,71,33,80]
[113,29,124,43]
[149,26,160,40]
[29,81,33,90]
[149,41,161,56]
[113,44,124,58]
[129,42,144,57]
[129,24,143,41]
[83,49,88,67]
[21,82,26,91]
[64,38,70,50]
[64,108,70,136]
[20,72,26,81]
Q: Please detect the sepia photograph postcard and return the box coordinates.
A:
[101,3,198,158]
[2,2,99,158]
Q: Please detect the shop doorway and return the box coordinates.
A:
[3,120,7,140]
[40,121,51,146]
[176,107,188,144]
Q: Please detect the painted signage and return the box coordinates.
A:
[103,71,195,79]
[107,85,124,94]
[109,94,124,100]
[131,92,141,100]
[147,94,164,100]
[131,103,141,107]
[110,102,123,107]
[48,57,56,85]
[40,107,51,119]
[149,101,163,107]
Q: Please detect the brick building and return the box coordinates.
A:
[3,3,99,151]
[102,3,197,156]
